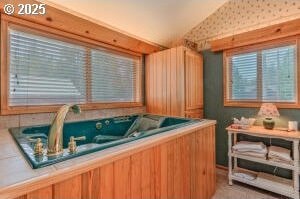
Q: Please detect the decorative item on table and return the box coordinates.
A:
[230,117,256,129]
[288,121,298,131]
[258,103,280,130]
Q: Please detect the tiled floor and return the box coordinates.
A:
[213,169,288,199]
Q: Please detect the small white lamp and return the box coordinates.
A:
[258,103,280,130]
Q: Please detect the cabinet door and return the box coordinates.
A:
[185,50,203,111]
[145,47,185,117]
[185,109,203,119]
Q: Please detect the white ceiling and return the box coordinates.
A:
[42,0,227,47]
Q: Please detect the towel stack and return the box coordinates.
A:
[232,141,267,159]
[268,146,292,164]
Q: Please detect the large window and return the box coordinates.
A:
[224,40,299,107]
[2,24,143,114]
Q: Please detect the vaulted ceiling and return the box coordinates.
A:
[185,0,300,50]
[43,0,227,47]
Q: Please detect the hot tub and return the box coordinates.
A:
[9,114,202,169]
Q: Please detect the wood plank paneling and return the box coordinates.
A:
[114,157,131,199]
[14,196,26,199]
[159,142,168,199]
[81,170,95,199]
[53,175,81,199]
[173,137,183,199]
[167,140,175,199]
[27,186,52,199]
[153,146,161,199]
[146,46,203,118]
[141,149,155,199]
[130,153,142,199]
[13,125,215,199]
[185,109,203,119]
[185,49,203,111]
[100,163,114,199]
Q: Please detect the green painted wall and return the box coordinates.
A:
[203,50,300,178]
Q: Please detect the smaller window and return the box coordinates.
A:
[224,40,298,107]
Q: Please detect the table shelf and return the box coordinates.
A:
[230,152,295,170]
[231,168,295,198]
[227,126,300,199]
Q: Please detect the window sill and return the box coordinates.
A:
[1,102,143,115]
[224,101,300,109]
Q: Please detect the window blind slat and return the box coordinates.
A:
[9,29,87,106]
[8,27,142,107]
[90,49,141,103]
[228,44,297,102]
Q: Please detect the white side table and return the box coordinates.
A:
[227,126,300,199]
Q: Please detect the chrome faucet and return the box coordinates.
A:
[47,104,81,156]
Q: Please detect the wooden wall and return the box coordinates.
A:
[0,1,162,54]
[145,47,185,117]
[14,125,216,199]
[145,46,203,118]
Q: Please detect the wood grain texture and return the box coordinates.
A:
[130,153,142,199]
[27,186,52,199]
[0,1,162,54]
[185,109,203,119]
[185,49,203,110]
[100,163,114,199]
[53,175,81,199]
[210,18,300,52]
[114,157,131,199]
[12,125,216,199]
[145,46,203,118]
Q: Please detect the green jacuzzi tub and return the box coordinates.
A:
[9,114,201,169]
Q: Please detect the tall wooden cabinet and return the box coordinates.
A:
[145,46,203,118]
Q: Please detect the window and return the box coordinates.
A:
[224,40,299,107]
[2,24,143,114]
[90,49,141,103]
[9,29,87,106]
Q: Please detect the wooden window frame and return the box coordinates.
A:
[223,36,300,108]
[1,15,144,115]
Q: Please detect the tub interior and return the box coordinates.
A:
[9,114,198,168]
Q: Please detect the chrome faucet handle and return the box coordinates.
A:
[68,136,86,153]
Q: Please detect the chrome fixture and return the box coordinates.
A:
[105,120,110,125]
[95,122,102,130]
[47,104,81,156]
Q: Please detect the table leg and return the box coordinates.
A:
[233,133,237,169]
[228,132,233,185]
[293,140,299,199]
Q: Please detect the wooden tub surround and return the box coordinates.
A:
[0,120,216,199]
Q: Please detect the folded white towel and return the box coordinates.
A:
[269,157,293,165]
[234,147,268,154]
[268,146,292,162]
[233,169,257,181]
[235,151,267,159]
[233,141,266,151]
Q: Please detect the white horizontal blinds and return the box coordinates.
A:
[228,44,297,102]
[230,52,258,100]
[90,49,141,102]
[262,45,296,102]
[9,29,87,106]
